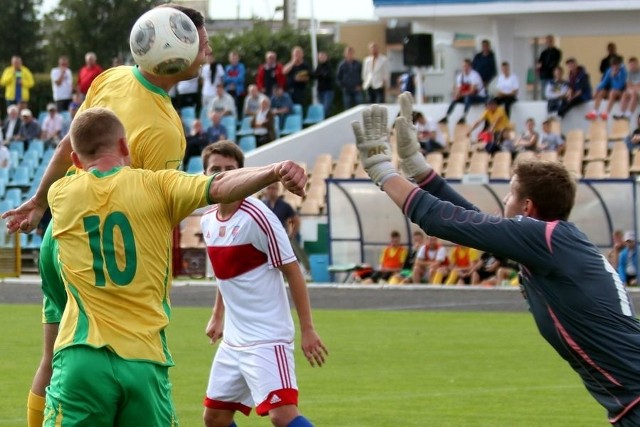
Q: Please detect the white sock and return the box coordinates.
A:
[625,111,632,118]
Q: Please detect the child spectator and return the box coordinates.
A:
[538,119,565,154]
[558,58,592,119]
[616,57,640,121]
[545,66,569,116]
[515,118,539,153]
[413,112,445,154]
[466,97,510,147]
[412,235,449,284]
[586,55,626,121]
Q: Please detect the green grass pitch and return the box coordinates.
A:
[0,305,607,426]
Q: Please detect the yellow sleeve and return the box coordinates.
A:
[399,247,408,263]
[155,170,214,224]
[469,248,481,262]
[0,67,11,86]
[22,67,34,89]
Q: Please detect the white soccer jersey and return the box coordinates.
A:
[201,197,297,348]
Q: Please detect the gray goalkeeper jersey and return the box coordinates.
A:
[406,174,640,423]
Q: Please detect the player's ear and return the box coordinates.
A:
[70,151,83,169]
[523,198,537,218]
[118,137,130,157]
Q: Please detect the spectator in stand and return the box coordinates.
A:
[557,58,592,119]
[608,230,625,271]
[176,75,199,111]
[545,66,569,117]
[200,53,225,114]
[252,97,276,147]
[270,85,294,128]
[471,252,504,286]
[536,35,562,100]
[616,57,640,121]
[256,51,285,98]
[389,230,424,284]
[243,84,267,118]
[183,119,210,167]
[466,97,510,148]
[2,104,22,143]
[209,83,237,118]
[77,52,103,99]
[600,42,619,78]
[624,114,640,152]
[284,46,312,108]
[397,70,416,97]
[538,118,565,154]
[336,46,363,110]
[439,59,487,125]
[41,103,64,149]
[50,55,73,112]
[223,51,246,118]
[412,235,448,284]
[496,128,516,156]
[618,231,638,287]
[206,112,228,144]
[413,111,445,154]
[313,51,334,118]
[0,55,34,109]
[362,42,390,104]
[16,109,40,150]
[494,61,519,118]
[586,55,626,121]
[444,244,481,285]
[515,118,539,153]
[471,39,497,90]
[0,138,8,168]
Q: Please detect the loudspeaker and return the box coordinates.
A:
[403,33,434,67]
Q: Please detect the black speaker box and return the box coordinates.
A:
[403,34,434,67]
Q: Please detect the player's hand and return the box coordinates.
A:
[1,196,47,234]
[276,160,307,197]
[351,104,398,186]
[301,328,328,367]
[205,316,224,345]
[395,92,432,179]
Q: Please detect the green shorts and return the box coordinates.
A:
[40,221,66,324]
[44,345,178,427]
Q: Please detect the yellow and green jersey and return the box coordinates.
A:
[79,66,186,171]
[49,167,213,365]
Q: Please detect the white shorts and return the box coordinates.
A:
[203,341,299,416]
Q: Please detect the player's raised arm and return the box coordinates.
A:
[2,133,73,233]
[208,160,306,204]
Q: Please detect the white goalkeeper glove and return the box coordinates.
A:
[395,91,432,179]
[351,105,399,187]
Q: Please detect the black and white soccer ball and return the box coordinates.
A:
[129,8,199,76]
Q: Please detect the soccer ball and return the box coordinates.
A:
[129,8,199,76]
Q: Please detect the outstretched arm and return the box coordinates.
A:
[205,290,225,344]
[208,160,307,204]
[2,133,73,233]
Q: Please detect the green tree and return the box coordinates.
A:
[43,0,163,71]
[0,0,44,71]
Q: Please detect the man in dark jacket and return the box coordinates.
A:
[471,40,497,89]
[336,46,363,110]
[558,58,592,118]
[537,35,562,99]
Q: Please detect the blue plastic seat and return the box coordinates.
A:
[28,140,45,159]
[0,199,12,215]
[238,136,257,153]
[0,178,5,198]
[9,141,24,159]
[4,188,22,208]
[292,104,303,116]
[303,104,325,126]
[236,117,254,137]
[280,115,303,136]
[186,156,203,174]
[0,168,9,182]
[38,111,48,127]
[180,106,196,119]
[28,233,43,249]
[9,166,30,187]
[274,116,281,139]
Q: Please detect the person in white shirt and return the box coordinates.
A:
[176,75,200,111]
[412,235,448,284]
[41,103,64,148]
[200,53,225,115]
[0,139,8,168]
[494,61,519,118]
[439,59,487,124]
[243,84,268,118]
[209,83,237,118]
[362,42,390,104]
[545,66,569,117]
[413,112,445,153]
[50,56,73,111]
[199,141,327,427]
[2,105,21,143]
[251,97,275,146]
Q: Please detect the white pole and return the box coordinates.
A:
[309,0,318,104]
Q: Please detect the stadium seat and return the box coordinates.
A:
[283,191,303,209]
[303,104,325,126]
[238,135,257,152]
[444,152,466,179]
[20,233,28,248]
[27,233,42,249]
[0,168,9,182]
[610,119,630,141]
[37,111,48,127]
[467,151,489,175]
[332,162,353,179]
[584,160,606,179]
[4,188,22,208]
[584,139,608,161]
[353,162,368,178]
[236,116,253,137]
[539,151,559,162]
[609,142,629,164]
[8,166,31,188]
[280,115,303,137]
[425,152,444,175]
[0,178,5,199]
[42,148,55,165]
[221,115,236,132]
[299,198,321,215]
[0,200,11,215]
[180,106,196,120]
[186,156,203,174]
[292,104,303,117]
[587,121,607,142]
[562,152,583,178]
[9,141,24,159]
[28,140,44,159]
[610,160,630,179]
[453,123,470,143]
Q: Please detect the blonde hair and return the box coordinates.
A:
[70,107,125,157]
